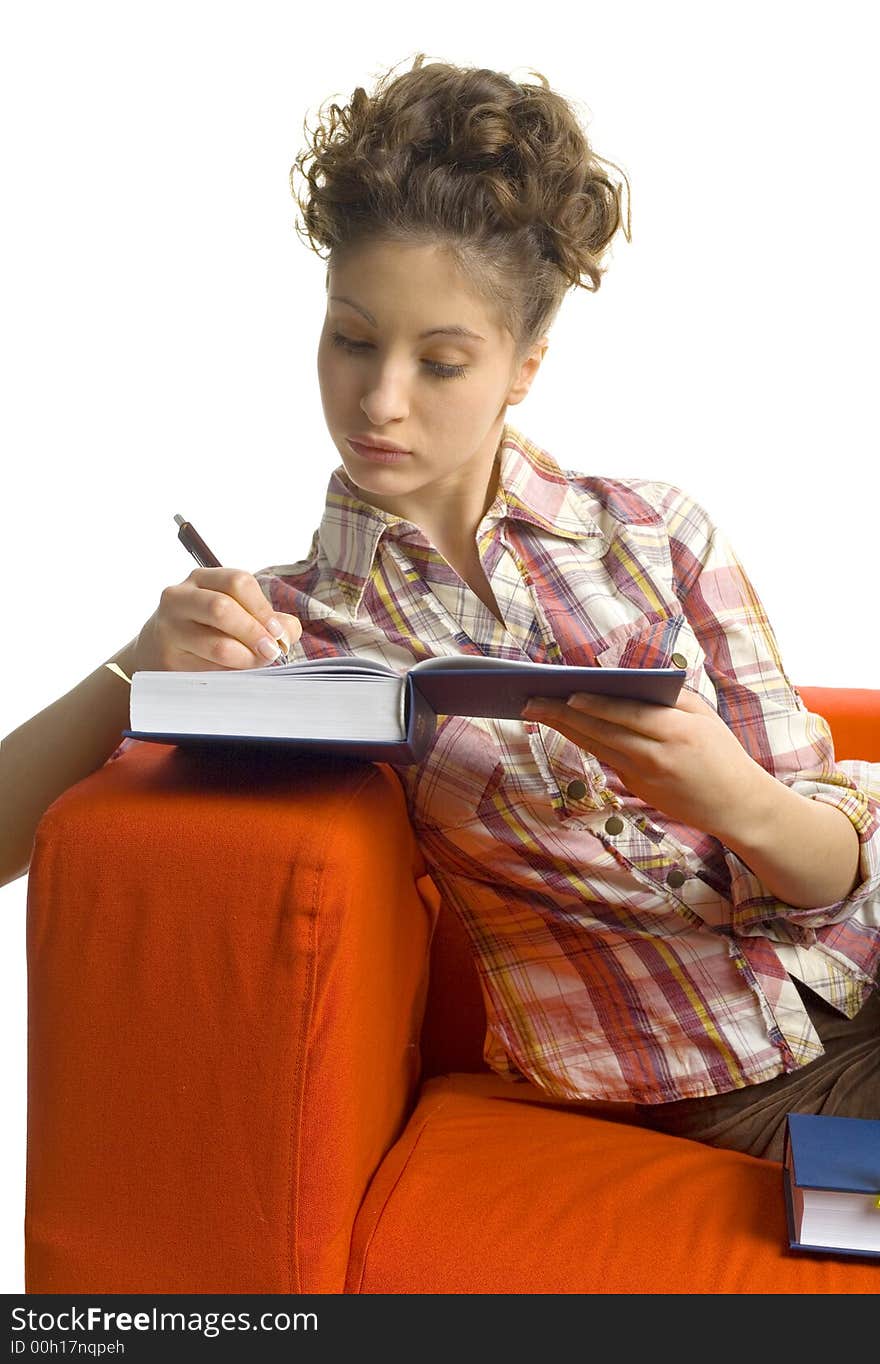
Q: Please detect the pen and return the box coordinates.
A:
[173,513,291,663]
[173,513,222,568]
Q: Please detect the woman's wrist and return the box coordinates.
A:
[712,764,861,910]
[107,634,141,678]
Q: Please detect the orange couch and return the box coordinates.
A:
[24,685,880,1293]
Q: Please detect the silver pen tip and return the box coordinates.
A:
[173,514,185,527]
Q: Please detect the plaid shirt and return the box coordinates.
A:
[255,423,880,1103]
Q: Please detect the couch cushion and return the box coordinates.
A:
[346,1072,880,1293]
[417,877,489,1079]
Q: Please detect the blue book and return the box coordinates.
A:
[123,654,686,765]
[783,1112,880,1258]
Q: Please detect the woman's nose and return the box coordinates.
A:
[359,370,411,421]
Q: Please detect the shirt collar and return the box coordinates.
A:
[318,421,606,615]
[482,424,605,542]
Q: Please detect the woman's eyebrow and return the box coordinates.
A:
[329,295,486,342]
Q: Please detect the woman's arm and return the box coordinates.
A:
[523,684,865,913]
[524,478,879,931]
[1,564,305,894]
[0,636,138,889]
[1,566,302,892]
[714,761,861,909]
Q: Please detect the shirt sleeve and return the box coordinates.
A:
[644,480,880,939]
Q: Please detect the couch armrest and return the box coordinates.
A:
[25,739,436,1294]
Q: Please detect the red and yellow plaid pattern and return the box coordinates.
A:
[256,423,880,1103]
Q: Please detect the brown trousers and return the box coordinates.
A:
[631,978,880,1162]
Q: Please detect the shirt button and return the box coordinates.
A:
[666,869,687,888]
[566,779,588,800]
[604,815,625,835]
[671,652,688,669]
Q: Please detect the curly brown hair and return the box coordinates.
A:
[290,52,632,364]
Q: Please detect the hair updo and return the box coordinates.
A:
[290,52,632,365]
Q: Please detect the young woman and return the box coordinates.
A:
[3,54,878,1160]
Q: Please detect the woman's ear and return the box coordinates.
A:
[506,336,549,406]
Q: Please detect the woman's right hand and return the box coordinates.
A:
[131,568,303,673]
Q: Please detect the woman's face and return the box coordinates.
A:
[317,238,547,536]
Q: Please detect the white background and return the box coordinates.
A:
[1,1,877,1292]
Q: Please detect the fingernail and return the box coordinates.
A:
[257,637,282,662]
[266,617,290,651]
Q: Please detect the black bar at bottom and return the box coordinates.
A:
[2,1292,686,1358]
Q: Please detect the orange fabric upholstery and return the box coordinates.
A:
[795,685,880,760]
[24,688,880,1293]
[26,743,436,1293]
[347,1073,880,1293]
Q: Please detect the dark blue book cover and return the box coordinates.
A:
[783,1112,880,1259]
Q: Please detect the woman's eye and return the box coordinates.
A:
[328,329,467,380]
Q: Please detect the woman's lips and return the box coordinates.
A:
[347,438,412,464]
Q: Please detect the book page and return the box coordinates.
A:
[410,654,600,674]
[130,670,407,741]
[412,654,686,675]
[264,656,397,677]
[799,1190,880,1253]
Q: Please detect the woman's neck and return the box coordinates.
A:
[412,451,502,558]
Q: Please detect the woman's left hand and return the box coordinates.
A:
[521,686,766,838]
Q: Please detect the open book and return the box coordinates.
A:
[124,653,687,763]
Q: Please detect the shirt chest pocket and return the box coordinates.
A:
[402,713,506,831]
[595,612,720,713]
